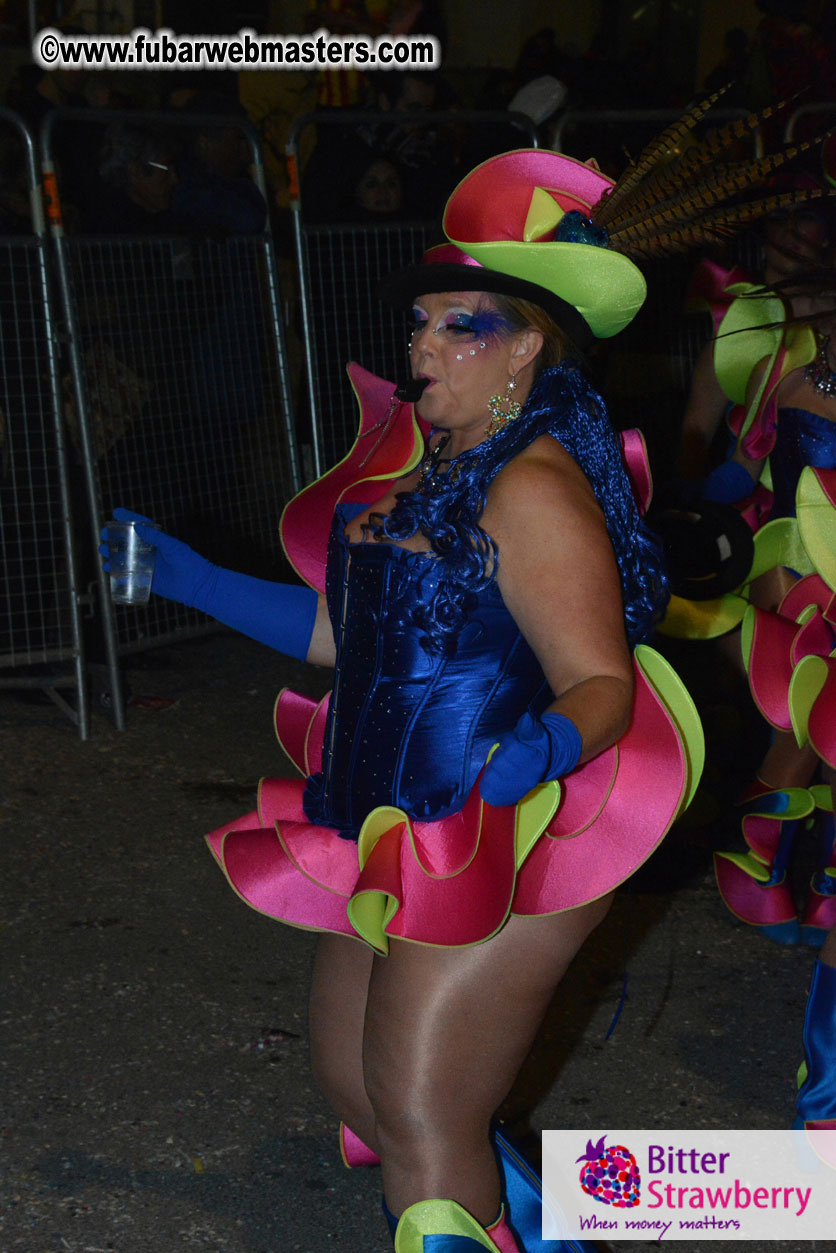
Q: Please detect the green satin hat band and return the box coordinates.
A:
[449,237,647,340]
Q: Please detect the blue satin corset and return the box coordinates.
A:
[771,408,836,518]
[302,506,549,838]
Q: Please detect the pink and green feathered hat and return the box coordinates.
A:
[378,148,648,346]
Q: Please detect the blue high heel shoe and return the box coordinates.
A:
[796,959,836,1131]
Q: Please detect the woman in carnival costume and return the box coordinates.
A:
[106,103,808,1247]
[690,293,836,1131]
[649,131,836,952]
[709,442,836,1132]
[700,279,835,938]
[659,190,836,721]
[678,183,834,492]
[644,126,836,1146]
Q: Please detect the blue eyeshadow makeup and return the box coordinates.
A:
[409,302,514,345]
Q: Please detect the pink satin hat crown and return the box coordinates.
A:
[443,147,613,241]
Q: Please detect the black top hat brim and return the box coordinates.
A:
[376,260,595,351]
[647,500,755,601]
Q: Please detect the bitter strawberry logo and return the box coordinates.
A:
[576,1135,641,1207]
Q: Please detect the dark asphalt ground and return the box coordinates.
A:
[3,630,836,1253]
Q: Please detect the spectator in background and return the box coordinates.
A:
[169,91,268,236]
[371,69,461,217]
[350,151,405,221]
[301,67,458,223]
[94,97,268,241]
[96,122,180,232]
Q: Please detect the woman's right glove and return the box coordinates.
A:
[479,710,582,807]
[101,507,318,661]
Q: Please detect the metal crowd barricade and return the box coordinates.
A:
[286,110,538,477]
[41,108,301,729]
[0,108,90,736]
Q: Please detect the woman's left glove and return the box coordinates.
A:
[479,710,582,807]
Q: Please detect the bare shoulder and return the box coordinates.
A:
[484,434,600,532]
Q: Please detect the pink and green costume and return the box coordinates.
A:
[205,363,702,953]
[673,294,836,1137]
[659,288,818,642]
[699,290,836,945]
[714,469,836,941]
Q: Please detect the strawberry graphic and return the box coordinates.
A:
[576,1135,641,1207]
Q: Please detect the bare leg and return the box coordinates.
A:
[758,731,820,789]
[363,896,612,1223]
[308,932,378,1150]
[821,927,836,968]
[749,566,798,612]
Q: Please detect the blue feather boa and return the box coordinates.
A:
[371,361,669,654]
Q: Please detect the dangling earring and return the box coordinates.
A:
[486,375,521,437]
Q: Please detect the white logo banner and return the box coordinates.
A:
[542,1129,836,1241]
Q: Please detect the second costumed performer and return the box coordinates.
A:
[109,148,705,1251]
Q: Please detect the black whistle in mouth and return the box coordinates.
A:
[394,377,429,403]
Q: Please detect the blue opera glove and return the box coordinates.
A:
[701,459,757,504]
[479,710,583,807]
[101,507,318,661]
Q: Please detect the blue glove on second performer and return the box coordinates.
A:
[101,507,318,661]
[479,710,583,807]
[700,459,757,504]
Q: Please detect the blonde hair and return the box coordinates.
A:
[489,294,575,373]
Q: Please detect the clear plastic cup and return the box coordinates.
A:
[105,520,158,605]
